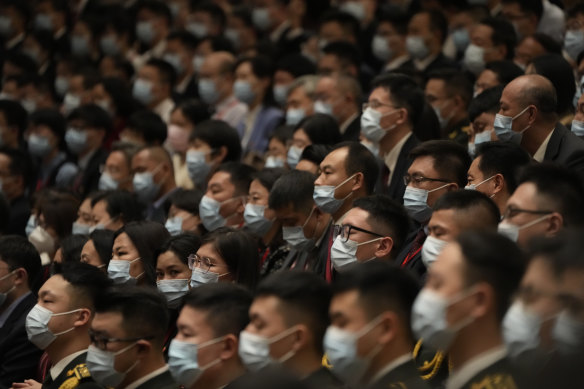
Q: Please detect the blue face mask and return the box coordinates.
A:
[35,13,53,31]
[65,128,88,155]
[285,108,306,126]
[71,35,90,57]
[244,204,273,235]
[198,79,220,105]
[132,79,154,105]
[186,150,212,187]
[100,35,120,56]
[165,216,183,236]
[493,106,531,144]
[199,195,239,231]
[572,119,584,137]
[282,208,316,252]
[136,21,154,44]
[98,172,119,191]
[451,28,470,52]
[286,146,303,169]
[168,338,224,387]
[233,80,255,105]
[133,171,161,204]
[28,134,52,158]
[163,53,184,76]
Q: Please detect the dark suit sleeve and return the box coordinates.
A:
[0,325,43,389]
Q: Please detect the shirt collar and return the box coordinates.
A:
[125,365,169,389]
[370,353,413,384]
[532,127,554,162]
[50,349,87,380]
[446,345,507,389]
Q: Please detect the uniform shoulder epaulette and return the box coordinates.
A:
[413,340,447,381]
[468,373,518,389]
[387,382,407,389]
[58,363,94,389]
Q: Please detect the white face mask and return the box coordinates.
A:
[285,108,306,126]
[199,195,239,232]
[372,34,393,62]
[497,214,550,243]
[360,108,398,143]
[168,337,224,386]
[98,172,119,191]
[26,304,81,349]
[282,208,315,252]
[165,216,183,236]
[273,84,288,107]
[411,288,476,351]
[330,236,382,271]
[406,36,429,60]
[264,156,285,168]
[464,175,495,191]
[107,258,142,285]
[238,327,298,372]
[86,343,138,387]
[28,225,55,255]
[493,106,531,144]
[420,235,448,269]
[463,44,485,75]
[571,119,584,137]
[313,174,356,214]
[323,315,385,386]
[190,267,229,288]
[133,171,161,204]
[552,310,584,355]
[244,204,273,236]
[72,221,91,235]
[157,279,189,309]
[503,300,546,358]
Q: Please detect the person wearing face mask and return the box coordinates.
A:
[186,120,242,190]
[288,114,342,170]
[29,109,79,191]
[463,17,516,76]
[0,1,28,53]
[99,143,139,192]
[18,262,111,389]
[120,110,168,148]
[233,56,284,158]
[164,31,199,103]
[423,190,500,270]
[33,0,69,56]
[331,194,409,272]
[273,54,317,108]
[133,59,176,124]
[88,287,176,389]
[501,0,564,44]
[467,86,502,156]
[467,142,530,216]
[250,0,307,53]
[396,140,470,280]
[109,221,170,287]
[284,76,317,127]
[131,146,178,224]
[99,12,135,59]
[0,236,43,388]
[165,189,204,237]
[498,163,584,248]
[268,170,332,277]
[413,231,525,388]
[372,11,415,73]
[425,69,473,146]
[200,162,256,232]
[240,271,344,387]
[497,75,584,175]
[405,10,457,77]
[362,74,423,201]
[325,261,427,389]
[169,283,251,389]
[264,126,292,169]
[132,1,171,70]
[564,4,584,62]
[0,148,32,236]
[188,227,259,290]
[90,191,144,233]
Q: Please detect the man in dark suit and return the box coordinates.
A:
[498,74,584,181]
[0,236,42,389]
[167,283,251,389]
[89,287,177,389]
[0,148,32,236]
[240,271,345,388]
[326,261,429,389]
[362,73,423,202]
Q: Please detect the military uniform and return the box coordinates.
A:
[367,359,431,389]
[446,349,521,389]
[303,367,347,389]
[133,369,177,389]
[42,353,102,389]
[413,340,450,389]
[446,120,471,147]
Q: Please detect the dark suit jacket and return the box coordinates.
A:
[422,53,458,77]
[342,115,361,141]
[7,195,31,236]
[42,352,102,389]
[544,123,584,181]
[304,367,346,389]
[376,134,421,202]
[74,148,108,198]
[367,360,431,389]
[135,370,177,389]
[395,225,427,282]
[0,293,43,389]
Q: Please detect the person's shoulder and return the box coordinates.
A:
[369,360,431,389]
[459,357,521,389]
[56,361,105,389]
[304,366,346,389]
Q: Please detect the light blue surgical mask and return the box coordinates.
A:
[65,128,88,155]
[186,21,208,39]
[286,108,306,126]
[157,279,189,308]
[273,84,288,106]
[165,216,183,236]
[224,28,240,50]
[406,36,429,60]
[572,119,584,137]
[565,30,584,61]
[25,215,37,237]
[372,35,392,62]
[234,80,255,105]
[314,100,334,117]
[71,35,90,57]
[133,171,161,204]
[286,145,303,169]
[199,195,236,231]
[244,204,273,235]
[313,174,356,214]
[136,21,154,44]
[198,78,220,105]
[34,13,53,31]
[493,106,531,144]
[452,28,470,52]
[54,77,69,97]
[100,35,120,56]
[163,53,184,76]
[168,337,224,386]
[186,150,212,187]
[403,184,450,223]
[264,156,285,168]
[282,207,315,252]
[252,8,271,31]
[98,172,119,191]
[132,79,154,106]
[107,258,142,285]
[72,222,91,235]
[28,134,52,158]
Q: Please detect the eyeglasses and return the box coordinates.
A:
[187,253,217,273]
[335,224,383,243]
[503,206,553,220]
[403,174,451,186]
[88,330,154,350]
[362,101,397,111]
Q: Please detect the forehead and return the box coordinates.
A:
[113,232,134,249]
[408,155,438,177]
[507,182,539,209]
[342,207,373,230]
[425,79,446,96]
[330,290,364,316]
[369,86,391,103]
[177,305,212,331]
[320,147,348,171]
[429,209,458,230]
[106,151,126,166]
[251,295,284,318]
[92,311,124,333]
[208,171,234,188]
[40,275,71,299]
[132,150,151,166]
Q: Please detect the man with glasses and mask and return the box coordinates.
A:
[199,162,256,232]
[325,261,427,389]
[17,262,110,389]
[88,287,176,389]
[168,283,252,389]
[239,271,344,388]
[498,163,584,248]
[0,236,42,388]
[330,194,410,272]
[496,74,584,180]
[412,231,525,389]
[131,146,177,224]
[396,140,470,279]
[361,73,423,201]
[268,170,332,277]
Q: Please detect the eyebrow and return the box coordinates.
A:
[39,290,56,299]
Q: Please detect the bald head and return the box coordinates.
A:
[204,51,236,75]
[504,74,557,119]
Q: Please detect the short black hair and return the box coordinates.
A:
[484,61,525,86]
[299,144,333,167]
[256,271,331,354]
[136,0,172,25]
[59,262,112,309]
[91,190,144,225]
[201,227,260,290]
[269,170,316,214]
[166,30,199,52]
[275,54,316,78]
[295,114,342,145]
[89,229,114,268]
[501,0,543,21]
[377,9,410,36]
[59,234,89,264]
[145,58,177,87]
[0,99,27,138]
[331,142,379,195]
[529,54,575,115]
[95,286,170,345]
[113,221,171,286]
[213,162,256,196]
[474,141,531,193]
[409,140,471,188]
[127,110,167,145]
[332,261,420,343]
[456,231,526,320]
[190,1,227,31]
[321,41,361,72]
[169,188,203,215]
[0,235,41,290]
[516,163,584,228]
[174,100,212,126]
[30,108,67,141]
[157,233,201,267]
[190,120,241,162]
[252,168,288,192]
[427,69,474,109]
[468,85,504,122]
[182,283,252,338]
[352,195,411,259]
[432,189,500,229]
[526,229,584,278]
[68,104,113,135]
[525,33,562,55]
[321,10,360,41]
[479,17,517,60]
[421,10,449,44]
[371,73,425,128]
[0,147,33,191]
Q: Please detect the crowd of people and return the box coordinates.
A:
[1,0,584,388]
